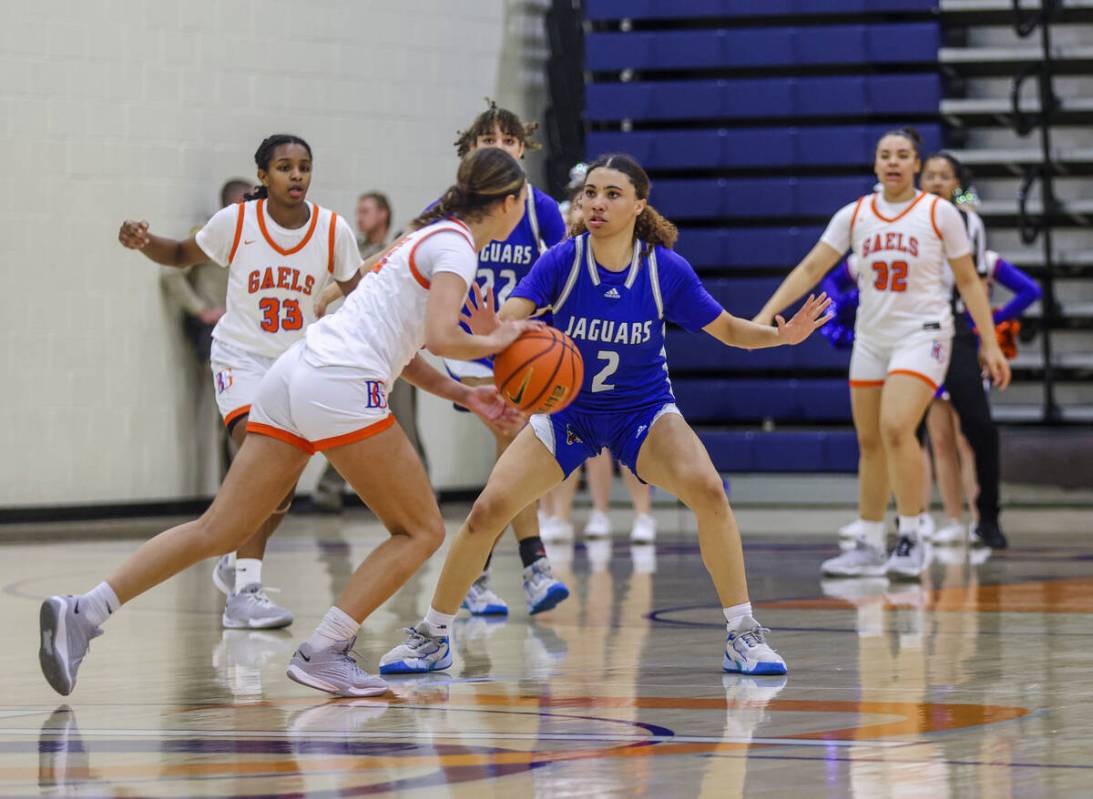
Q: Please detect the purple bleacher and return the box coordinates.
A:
[665,328,851,372]
[698,429,861,473]
[676,227,826,270]
[586,0,937,20]
[652,176,875,219]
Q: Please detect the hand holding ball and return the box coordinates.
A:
[493,328,583,415]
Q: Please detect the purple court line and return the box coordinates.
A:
[702,751,1093,772]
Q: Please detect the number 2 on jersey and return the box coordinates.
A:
[871,260,908,292]
[259,298,303,333]
[591,350,619,393]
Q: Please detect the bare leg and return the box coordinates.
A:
[956,428,979,522]
[107,436,309,603]
[879,376,937,517]
[322,422,448,621]
[635,414,747,607]
[585,450,613,513]
[620,464,652,515]
[546,468,581,524]
[928,399,965,521]
[851,387,888,522]
[228,417,295,562]
[430,427,565,614]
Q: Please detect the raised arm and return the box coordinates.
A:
[424,273,534,361]
[753,241,844,326]
[118,221,207,268]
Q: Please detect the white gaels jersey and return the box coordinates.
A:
[824,191,971,343]
[196,199,361,358]
[304,218,478,383]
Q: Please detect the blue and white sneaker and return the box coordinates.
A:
[523,558,570,615]
[723,617,787,676]
[379,626,452,675]
[461,573,509,616]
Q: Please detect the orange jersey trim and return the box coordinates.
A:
[849,195,866,239]
[256,199,320,256]
[929,196,943,240]
[311,414,396,452]
[887,369,939,392]
[223,404,251,427]
[849,379,885,389]
[327,211,338,274]
[870,191,927,224]
[245,421,316,454]
[227,202,246,265]
[408,226,476,291]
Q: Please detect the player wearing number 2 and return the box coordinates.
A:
[117,135,363,629]
[754,128,1010,580]
[440,101,570,618]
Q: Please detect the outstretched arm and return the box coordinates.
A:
[753,241,843,326]
[704,293,832,350]
[118,221,207,268]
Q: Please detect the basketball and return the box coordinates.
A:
[493,327,583,415]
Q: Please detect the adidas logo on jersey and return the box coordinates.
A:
[603,287,621,299]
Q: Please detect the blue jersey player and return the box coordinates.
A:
[440,101,570,620]
[382,154,832,678]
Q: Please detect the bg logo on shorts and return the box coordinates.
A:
[215,370,233,394]
[930,341,945,363]
[365,381,387,409]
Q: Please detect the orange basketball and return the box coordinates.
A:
[494,327,584,415]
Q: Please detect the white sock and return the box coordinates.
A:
[723,601,753,630]
[898,515,920,539]
[859,520,886,549]
[235,558,262,589]
[80,582,120,627]
[306,606,360,652]
[422,607,456,637]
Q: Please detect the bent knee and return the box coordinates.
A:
[466,492,513,538]
[679,472,729,513]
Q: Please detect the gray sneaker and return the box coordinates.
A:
[886,534,932,580]
[286,636,389,697]
[39,596,103,696]
[223,583,294,629]
[822,539,887,577]
[212,554,235,596]
[523,558,570,615]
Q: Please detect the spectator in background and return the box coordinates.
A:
[312,191,428,512]
[161,179,252,360]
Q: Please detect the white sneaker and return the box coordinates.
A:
[821,539,887,577]
[461,572,509,616]
[223,583,294,629]
[838,518,865,538]
[541,516,574,543]
[286,636,388,697]
[885,534,932,580]
[379,626,452,674]
[583,510,611,539]
[933,520,968,545]
[723,617,787,675]
[523,557,570,615]
[212,554,235,595]
[629,513,656,544]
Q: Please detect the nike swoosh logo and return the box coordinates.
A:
[298,650,311,662]
[506,370,532,405]
[74,600,80,614]
[243,239,256,245]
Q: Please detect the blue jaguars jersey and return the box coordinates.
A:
[511,233,723,413]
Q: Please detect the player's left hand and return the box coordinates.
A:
[464,384,526,437]
[463,284,499,336]
[979,344,1012,390]
[775,292,833,346]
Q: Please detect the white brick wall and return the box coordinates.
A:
[0,0,551,507]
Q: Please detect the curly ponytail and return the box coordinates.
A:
[568,153,677,253]
[410,148,526,231]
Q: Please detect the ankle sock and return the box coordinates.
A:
[306,606,360,652]
[859,520,886,549]
[79,582,119,627]
[518,536,546,568]
[235,558,262,589]
[898,515,920,539]
[723,601,753,630]
[422,607,455,637]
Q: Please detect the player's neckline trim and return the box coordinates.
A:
[870,191,927,224]
[256,199,319,256]
[584,234,641,288]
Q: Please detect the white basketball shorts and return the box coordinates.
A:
[210,338,278,428]
[849,328,953,392]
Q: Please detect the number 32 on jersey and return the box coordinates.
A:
[872,260,908,292]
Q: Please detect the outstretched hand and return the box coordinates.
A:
[775,293,833,346]
[118,220,151,250]
[463,384,526,437]
[463,283,499,336]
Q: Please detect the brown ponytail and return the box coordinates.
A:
[410,148,526,231]
[568,153,678,253]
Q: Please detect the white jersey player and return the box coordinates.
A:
[116,135,361,633]
[42,148,534,700]
[755,128,1009,581]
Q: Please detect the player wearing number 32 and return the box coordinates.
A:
[754,128,1010,580]
[116,135,362,631]
[380,154,832,678]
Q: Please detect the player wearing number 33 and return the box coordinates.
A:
[754,128,1010,580]
[379,154,833,678]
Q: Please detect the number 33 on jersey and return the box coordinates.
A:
[195,199,362,358]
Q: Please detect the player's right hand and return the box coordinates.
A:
[490,319,543,352]
[119,220,150,249]
[979,344,1012,390]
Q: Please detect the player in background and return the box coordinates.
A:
[117,135,362,629]
[40,148,534,699]
[755,129,1010,581]
[380,153,831,678]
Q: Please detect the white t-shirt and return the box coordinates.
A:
[824,191,971,342]
[304,218,478,383]
[196,199,361,358]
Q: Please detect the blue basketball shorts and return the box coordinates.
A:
[529,402,681,479]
